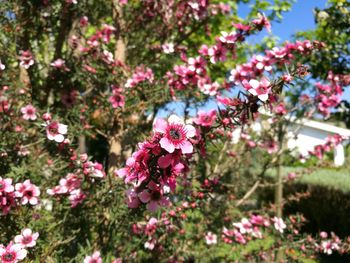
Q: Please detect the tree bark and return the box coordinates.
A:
[108,1,127,173]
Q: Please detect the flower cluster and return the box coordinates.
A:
[228,40,324,102]
[117,116,197,211]
[0,229,38,263]
[221,215,280,245]
[166,16,272,97]
[47,154,105,207]
[125,66,154,88]
[0,177,40,215]
[314,81,343,117]
[308,134,347,160]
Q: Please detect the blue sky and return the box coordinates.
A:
[238,0,328,42]
[158,0,349,117]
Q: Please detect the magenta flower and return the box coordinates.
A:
[15,180,40,205]
[109,86,125,108]
[153,115,196,154]
[14,229,39,248]
[20,104,37,121]
[84,251,102,263]
[45,121,68,143]
[0,242,27,263]
[138,181,169,212]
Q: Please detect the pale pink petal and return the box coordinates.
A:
[185,125,196,138]
[248,88,258,96]
[258,94,269,102]
[168,115,184,124]
[159,137,175,153]
[180,140,193,154]
[14,235,23,244]
[58,124,68,134]
[22,229,32,236]
[249,79,260,89]
[54,134,64,143]
[153,118,167,133]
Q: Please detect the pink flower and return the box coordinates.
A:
[15,180,40,205]
[144,239,156,250]
[50,59,68,70]
[69,189,86,208]
[287,172,297,181]
[272,217,286,233]
[193,110,216,127]
[84,251,102,263]
[153,115,196,154]
[45,121,68,143]
[244,78,271,102]
[20,104,37,121]
[14,229,39,248]
[252,13,271,32]
[109,86,125,108]
[0,177,14,193]
[162,43,175,54]
[19,50,34,69]
[208,43,227,64]
[320,231,328,239]
[233,218,252,234]
[205,232,217,245]
[0,242,27,263]
[139,181,169,212]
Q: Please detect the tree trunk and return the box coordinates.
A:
[108,1,127,173]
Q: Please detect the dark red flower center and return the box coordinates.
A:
[23,236,32,244]
[3,252,15,262]
[151,191,161,201]
[169,128,181,140]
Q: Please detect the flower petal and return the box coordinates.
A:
[159,137,175,153]
[180,140,193,154]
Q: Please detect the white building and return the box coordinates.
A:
[286,119,350,166]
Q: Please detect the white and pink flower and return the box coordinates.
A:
[14,229,39,248]
[45,121,68,143]
[15,180,40,205]
[0,177,14,193]
[20,104,37,121]
[153,115,196,154]
[205,232,217,245]
[272,216,286,233]
[0,242,27,263]
[193,110,216,127]
[84,251,102,263]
